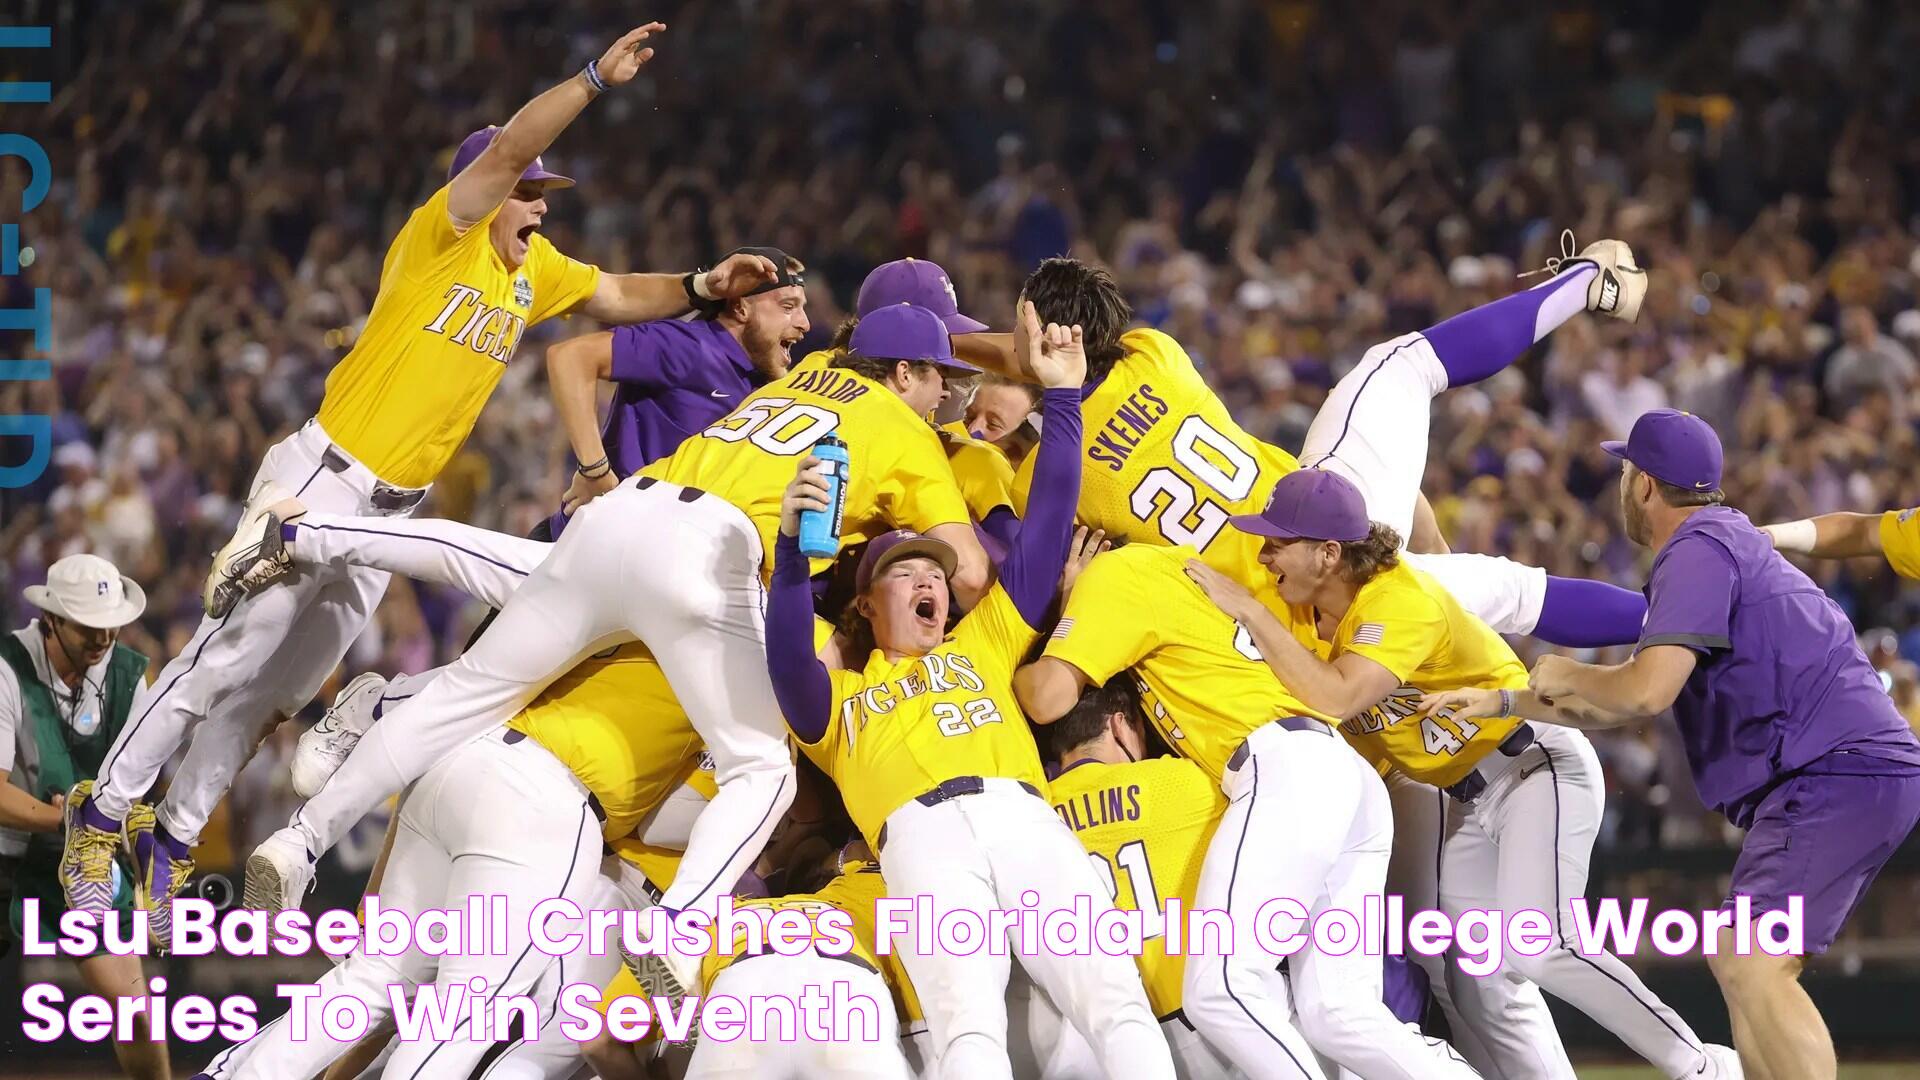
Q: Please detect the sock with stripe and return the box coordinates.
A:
[1421,264,1597,387]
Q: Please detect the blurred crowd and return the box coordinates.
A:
[7,0,1920,866]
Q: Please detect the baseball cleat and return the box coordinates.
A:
[292,672,388,798]
[620,931,701,1047]
[1526,228,1646,323]
[1698,1043,1744,1079]
[243,828,317,913]
[204,484,301,618]
[126,803,195,953]
[59,782,120,913]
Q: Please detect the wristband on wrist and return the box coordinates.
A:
[1766,519,1817,554]
[576,455,611,478]
[682,268,723,315]
[1499,688,1515,717]
[580,60,608,95]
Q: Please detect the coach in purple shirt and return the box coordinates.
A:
[1525,408,1920,1080]
[544,246,809,537]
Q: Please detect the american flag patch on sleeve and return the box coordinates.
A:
[1350,623,1386,647]
[1050,618,1076,640]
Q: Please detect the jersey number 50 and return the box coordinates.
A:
[704,397,840,456]
[1128,416,1258,550]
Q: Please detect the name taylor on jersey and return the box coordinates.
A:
[1087,382,1172,472]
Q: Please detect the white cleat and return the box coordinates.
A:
[243,828,316,914]
[1529,228,1647,323]
[1697,1043,1744,1079]
[620,931,702,1046]
[205,484,302,618]
[291,672,388,798]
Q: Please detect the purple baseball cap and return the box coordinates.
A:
[857,258,989,334]
[848,303,977,371]
[1228,469,1372,542]
[1601,408,1723,492]
[448,126,575,190]
[855,530,959,593]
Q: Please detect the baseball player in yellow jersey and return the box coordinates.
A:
[1761,504,1920,578]
[1043,682,1246,1080]
[983,253,1651,647]
[1187,468,1738,1080]
[60,23,785,941]
[765,304,1176,1080]
[1015,543,1480,1080]
[241,304,984,1002]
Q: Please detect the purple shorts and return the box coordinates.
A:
[1722,759,1920,953]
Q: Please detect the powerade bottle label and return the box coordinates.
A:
[799,431,850,559]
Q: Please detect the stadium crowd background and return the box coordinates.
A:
[5,0,1920,953]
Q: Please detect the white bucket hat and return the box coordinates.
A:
[23,553,147,630]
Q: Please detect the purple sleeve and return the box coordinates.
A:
[980,505,1022,553]
[608,321,710,389]
[767,532,832,743]
[999,388,1084,627]
[1638,536,1735,655]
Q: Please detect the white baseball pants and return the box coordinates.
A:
[1397,725,1712,1079]
[205,729,606,1080]
[288,476,795,919]
[685,952,910,1079]
[878,781,1176,1080]
[1300,332,1548,636]
[90,419,412,842]
[1183,720,1480,1080]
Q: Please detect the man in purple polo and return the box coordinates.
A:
[1525,408,1920,1080]
[548,246,811,533]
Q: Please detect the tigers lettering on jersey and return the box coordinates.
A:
[419,282,528,363]
[838,650,990,747]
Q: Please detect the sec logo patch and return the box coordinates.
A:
[513,276,533,309]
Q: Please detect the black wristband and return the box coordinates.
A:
[682,269,723,316]
[576,456,611,478]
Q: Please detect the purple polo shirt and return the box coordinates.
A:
[601,319,760,476]
[1638,506,1920,825]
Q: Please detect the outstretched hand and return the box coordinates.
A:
[1060,526,1109,597]
[594,23,668,87]
[705,251,780,300]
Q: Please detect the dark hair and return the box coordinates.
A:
[1049,678,1145,761]
[1652,477,1727,508]
[836,599,877,660]
[829,314,859,352]
[1020,258,1132,383]
[830,349,936,385]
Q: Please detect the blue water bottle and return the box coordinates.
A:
[798,431,850,559]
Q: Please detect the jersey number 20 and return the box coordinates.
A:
[1128,416,1258,549]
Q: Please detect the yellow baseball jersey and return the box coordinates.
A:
[641,364,970,576]
[509,621,829,840]
[1050,757,1224,1020]
[317,183,600,488]
[1012,328,1299,591]
[1044,544,1333,784]
[1316,562,1527,787]
[1880,508,1920,579]
[939,426,1016,521]
[696,862,918,1021]
[802,586,1050,847]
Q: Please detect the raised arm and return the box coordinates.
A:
[448,24,666,227]
[997,304,1088,625]
[579,251,778,324]
[767,459,837,743]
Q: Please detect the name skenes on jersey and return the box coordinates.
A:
[1320,561,1528,787]
[802,587,1049,847]
[318,183,600,488]
[1013,328,1299,591]
[641,363,970,576]
[1050,756,1224,1020]
[1045,544,1333,784]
